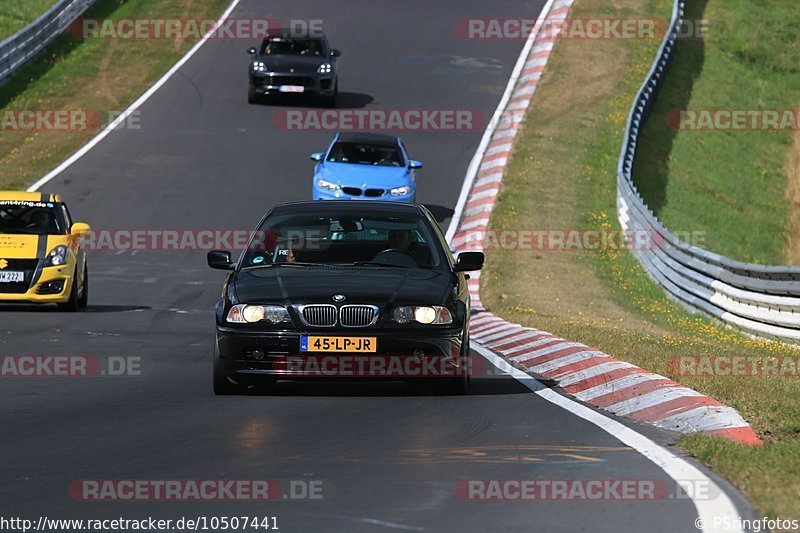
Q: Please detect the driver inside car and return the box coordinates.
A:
[27,210,55,233]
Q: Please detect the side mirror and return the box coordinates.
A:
[71,222,91,236]
[310,152,324,162]
[454,251,484,272]
[409,160,423,170]
[330,49,341,57]
[208,250,234,270]
[246,47,257,55]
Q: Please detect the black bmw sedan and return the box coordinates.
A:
[208,201,483,395]
[246,29,340,106]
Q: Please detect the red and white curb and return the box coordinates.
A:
[449,0,762,446]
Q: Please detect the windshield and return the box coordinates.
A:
[326,141,405,167]
[0,200,67,234]
[261,37,324,56]
[242,213,444,270]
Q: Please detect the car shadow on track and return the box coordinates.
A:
[0,304,151,313]
[252,91,373,109]
[422,204,455,223]
[229,376,530,398]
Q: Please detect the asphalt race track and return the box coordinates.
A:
[0,1,750,531]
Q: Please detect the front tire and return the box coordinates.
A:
[57,265,86,312]
[248,86,259,104]
[322,80,338,108]
[77,265,88,309]
[213,358,247,395]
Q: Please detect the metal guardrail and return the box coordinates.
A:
[0,0,95,85]
[616,0,800,342]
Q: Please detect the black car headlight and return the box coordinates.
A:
[227,304,290,324]
[318,63,332,75]
[43,245,68,267]
[392,306,453,325]
[252,61,266,73]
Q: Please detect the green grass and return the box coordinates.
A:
[0,0,58,42]
[633,0,800,265]
[0,0,231,188]
[482,0,800,519]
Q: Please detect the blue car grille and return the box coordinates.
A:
[341,187,385,198]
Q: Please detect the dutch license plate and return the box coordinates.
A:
[300,336,377,353]
[278,85,305,93]
[0,271,23,283]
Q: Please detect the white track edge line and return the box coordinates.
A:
[27,0,245,192]
[444,0,558,242]
[473,342,743,533]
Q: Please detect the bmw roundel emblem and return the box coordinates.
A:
[332,294,346,303]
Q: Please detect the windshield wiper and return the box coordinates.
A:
[0,229,40,234]
[242,262,329,270]
[350,261,415,269]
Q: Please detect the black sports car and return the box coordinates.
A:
[246,29,340,106]
[208,201,483,395]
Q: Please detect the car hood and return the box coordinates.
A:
[317,163,412,188]
[0,233,67,259]
[233,266,451,306]
[256,54,326,74]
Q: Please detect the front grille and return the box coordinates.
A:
[0,282,30,294]
[269,75,309,87]
[0,259,38,294]
[300,304,337,327]
[364,189,384,198]
[340,305,379,327]
[342,187,362,196]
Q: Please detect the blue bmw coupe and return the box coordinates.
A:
[310,132,423,202]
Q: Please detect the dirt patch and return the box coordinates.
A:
[482,4,668,337]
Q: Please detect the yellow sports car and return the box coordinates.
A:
[0,192,90,310]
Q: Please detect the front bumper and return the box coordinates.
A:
[0,263,75,303]
[250,72,336,97]
[216,327,468,382]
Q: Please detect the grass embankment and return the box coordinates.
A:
[482,0,800,519]
[633,0,800,265]
[0,0,231,188]
[0,1,56,41]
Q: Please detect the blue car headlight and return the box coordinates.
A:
[316,179,341,191]
[43,245,68,267]
[389,185,412,197]
[318,63,332,74]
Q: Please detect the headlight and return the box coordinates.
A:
[43,245,68,267]
[316,178,340,191]
[392,306,452,325]
[252,61,266,72]
[389,186,412,197]
[227,304,290,324]
[318,63,332,74]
